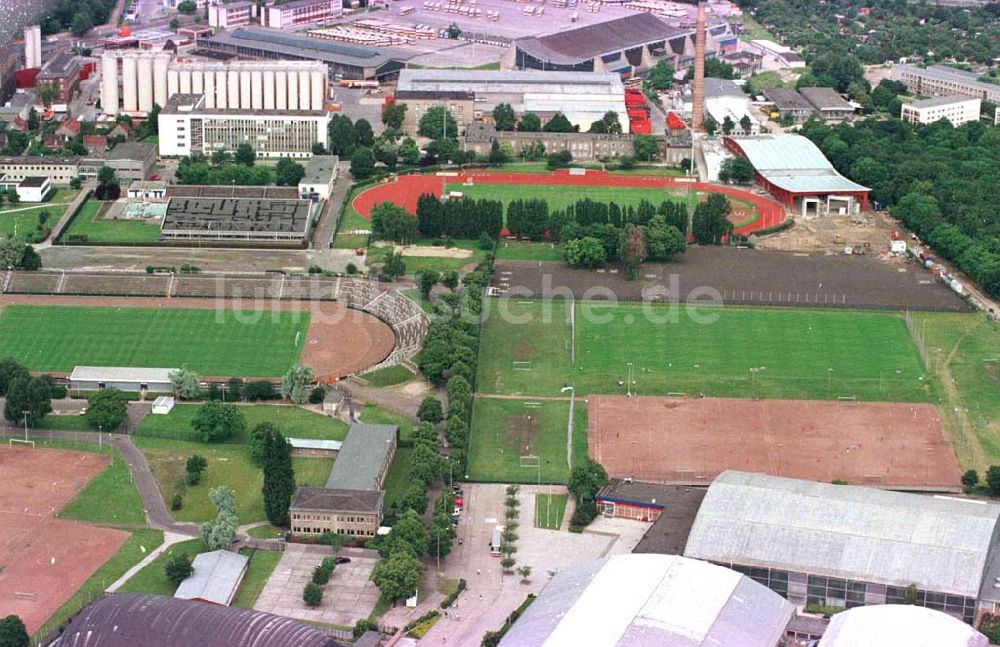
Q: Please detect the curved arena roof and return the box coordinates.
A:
[499,554,794,647]
[819,605,988,647]
[727,134,869,194]
[685,471,1000,598]
[52,594,341,647]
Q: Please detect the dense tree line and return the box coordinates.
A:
[800,116,1000,296]
[416,194,503,240]
[740,0,1000,66]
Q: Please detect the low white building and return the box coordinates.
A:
[702,78,759,136]
[127,180,167,200]
[69,366,178,393]
[151,396,175,415]
[901,95,981,127]
[158,94,329,158]
[174,550,249,606]
[8,176,51,202]
[298,155,339,200]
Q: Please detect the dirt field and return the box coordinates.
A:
[492,246,966,312]
[352,170,787,237]
[0,446,128,633]
[0,294,395,380]
[588,396,962,491]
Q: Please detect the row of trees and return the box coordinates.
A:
[799,116,999,297]
[489,104,581,134]
[415,194,503,241]
[175,145,282,186]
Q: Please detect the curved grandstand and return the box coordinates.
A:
[343,279,428,372]
[724,134,870,218]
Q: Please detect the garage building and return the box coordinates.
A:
[69,366,178,393]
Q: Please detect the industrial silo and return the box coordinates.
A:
[121,54,138,112]
[101,53,119,115]
[153,54,169,108]
[137,53,154,113]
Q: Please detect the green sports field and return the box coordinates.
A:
[467,397,588,484]
[444,183,695,215]
[476,300,932,402]
[0,305,309,377]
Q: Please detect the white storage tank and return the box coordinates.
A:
[310,70,325,111]
[216,70,229,109]
[167,68,180,100]
[298,70,311,110]
[137,54,154,113]
[153,54,170,108]
[239,70,252,109]
[179,68,192,95]
[191,68,204,96]
[251,70,263,110]
[101,54,119,114]
[203,72,216,109]
[275,70,288,110]
[227,71,240,109]
[263,69,275,110]
[121,55,138,112]
[288,70,299,111]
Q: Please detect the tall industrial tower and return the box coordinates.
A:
[691,2,706,130]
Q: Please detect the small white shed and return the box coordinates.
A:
[152,396,175,415]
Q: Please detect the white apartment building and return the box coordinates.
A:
[900,95,981,127]
[158,94,329,158]
[208,1,257,28]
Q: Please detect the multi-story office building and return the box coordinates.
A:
[158,94,329,158]
[36,52,81,103]
[263,0,341,29]
[890,64,1000,103]
[207,0,257,28]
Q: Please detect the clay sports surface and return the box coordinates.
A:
[588,396,962,491]
[0,446,129,633]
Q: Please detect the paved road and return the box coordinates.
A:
[311,161,353,250]
[38,245,361,273]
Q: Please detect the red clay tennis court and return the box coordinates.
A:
[351,169,786,236]
[0,445,129,633]
[588,396,962,491]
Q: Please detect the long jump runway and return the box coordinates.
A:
[589,396,961,491]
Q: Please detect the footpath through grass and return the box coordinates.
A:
[118,538,206,596]
[468,397,588,484]
[0,305,310,377]
[478,301,932,402]
[135,403,349,443]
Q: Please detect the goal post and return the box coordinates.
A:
[9,438,35,448]
[519,454,540,469]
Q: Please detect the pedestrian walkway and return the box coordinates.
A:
[105,531,193,593]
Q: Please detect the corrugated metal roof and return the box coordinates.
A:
[818,605,988,647]
[728,134,869,194]
[174,550,248,606]
[798,86,853,111]
[288,438,342,451]
[499,554,794,647]
[69,366,178,383]
[685,471,1000,598]
[325,423,396,490]
[514,14,685,65]
[398,69,625,95]
[52,594,340,646]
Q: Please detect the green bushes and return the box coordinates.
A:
[311,557,336,585]
[440,578,466,608]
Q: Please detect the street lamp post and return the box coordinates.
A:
[22,411,29,442]
[827,368,834,397]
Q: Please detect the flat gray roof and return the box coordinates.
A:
[70,366,178,383]
[908,94,980,109]
[798,86,853,111]
[205,27,411,69]
[685,471,1000,598]
[325,422,396,490]
[762,87,814,111]
[398,69,624,95]
[174,550,249,606]
[288,438,343,451]
[108,141,155,161]
[301,155,339,186]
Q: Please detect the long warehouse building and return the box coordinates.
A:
[100,51,328,115]
[395,69,628,133]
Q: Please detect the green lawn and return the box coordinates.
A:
[383,446,415,507]
[118,538,206,596]
[907,312,1000,469]
[534,493,567,530]
[0,305,310,377]
[40,413,93,431]
[31,529,164,643]
[478,301,931,402]
[135,436,333,523]
[232,548,283,608]
[0,205,62,239]
[444,183,686,216]
[59,445,146,526]
[135,403,349,443]
[468,397,588,484]
[333,185,374,249]
[62,199,163,243]
[358,402,417,445]
[22,437,146,526]
[360,364,414,387]
[495,241,565,262]
[247,523,286,539]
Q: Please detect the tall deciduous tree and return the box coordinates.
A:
[371,549,422,601]
[86,388,128,432]
[3,376,51,427]
[417,106,457,140]
[492,103,516,131]
[191,401,246,443]
[200,486,238,550]
[262,427,295,526]
[0,615,29,647]
[281,364,313,404]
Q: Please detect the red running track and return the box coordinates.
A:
[352,170,787,236]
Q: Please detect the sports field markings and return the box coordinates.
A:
[513,361,533,371]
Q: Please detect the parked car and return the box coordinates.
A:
[334,557,351,565]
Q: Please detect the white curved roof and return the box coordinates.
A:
[819,605,988,647]
[684,472,1000,598]
[728,134,869,194]
[499,554,794,647]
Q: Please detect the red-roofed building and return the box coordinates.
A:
[83,135,108,153]
[56,119,82,137]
